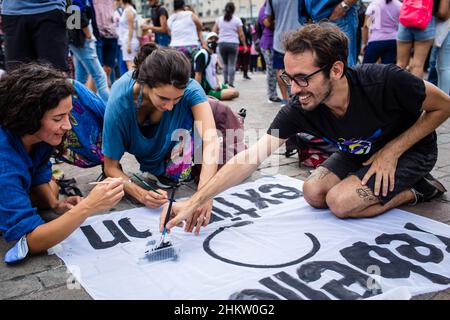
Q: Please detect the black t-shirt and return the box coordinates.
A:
[268,64,436,157]
[150,5,168,27]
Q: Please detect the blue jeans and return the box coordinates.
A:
[428,46,438,86]
[332,7,358,67]
[69,38,110,103]
[436,32,450,94]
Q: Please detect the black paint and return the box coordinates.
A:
[229,289,281,300]
[213,197,259,218]
[274,271,330,300]
[208,213,225,223]
[258,184,302,199]
[405,222,450,253]
[211,206,234,218]
[259,277,304,300]
[297,261,381,299]
[80,220,130,250]
[341,241,450,285]
[118,218,152,238]
[203,221,320,268]
[231,189,282,210]
[375,233,443,263]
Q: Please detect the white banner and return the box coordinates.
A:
[55,175,450,300]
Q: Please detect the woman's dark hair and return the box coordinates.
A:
[133,42,191,89]
[122,0,134,5]
[0,63,74,136]
[283,22,349,77]
[174,0,185,11]
[224,2,235,22]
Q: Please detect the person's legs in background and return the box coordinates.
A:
[242,50,251,80]
[33,9,68,71]
[220,43,239,87]
[73,55,88,84]
[428,46,438,86]
[70,38,110,103]
[334,7,358,67]
[102,37,118,86]
[379,39,397,64]
[363,41,382,64]
[410,39,434,78]
[396,18,435,78]
[437,32,450,94]
[3,14,36,70]
[219,43,230,85]
[273,49,289,106]
[261,48,280,102]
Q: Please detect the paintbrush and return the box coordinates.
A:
[154,187,176,250]
[89,179,132,185]
[132,173,162,195]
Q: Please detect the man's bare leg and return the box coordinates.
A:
[326,175,415,218]
[303,166,341,209]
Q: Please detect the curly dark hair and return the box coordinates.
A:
[0,63,74,137]
[132,42,190,90]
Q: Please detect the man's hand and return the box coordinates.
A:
[329,3,347,21]
[54,196,83,214]
[361,148,399,197]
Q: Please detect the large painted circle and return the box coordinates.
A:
[203,220,320,268]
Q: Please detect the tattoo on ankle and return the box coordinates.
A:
[356,187,378,202]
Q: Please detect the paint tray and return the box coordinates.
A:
[138,239,181,265]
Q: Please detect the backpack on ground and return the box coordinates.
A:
[285,133,337,168]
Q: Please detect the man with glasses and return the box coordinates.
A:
[159,23,450,235]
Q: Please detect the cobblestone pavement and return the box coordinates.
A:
[1,72,449,300]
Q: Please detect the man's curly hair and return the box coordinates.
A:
[0,63,74,136]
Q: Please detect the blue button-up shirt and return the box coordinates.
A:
[0,126,53,242]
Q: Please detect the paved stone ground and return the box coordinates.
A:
[1,72,449,300]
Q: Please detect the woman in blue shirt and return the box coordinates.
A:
[102,43,219,230]
[0,64,124,263]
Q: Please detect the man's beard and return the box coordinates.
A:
[297,80,333,112]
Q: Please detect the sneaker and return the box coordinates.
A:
[142,172,179,189]
[268,97,282,103]
[280,99,289,107]
[410,174,447,205]
[243,75,252,80]
[238,108,247,118]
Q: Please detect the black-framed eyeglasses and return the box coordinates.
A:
[280,64,329,87]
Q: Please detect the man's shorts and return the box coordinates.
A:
[397,17,436,42]
[320,140,438,204]
[272,50,285,70]
[207,84,229,100]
